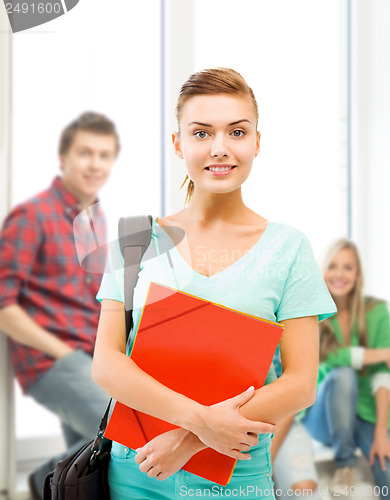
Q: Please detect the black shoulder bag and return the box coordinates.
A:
[43,215,152,500]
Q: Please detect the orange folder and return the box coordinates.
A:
[105,282,283,485]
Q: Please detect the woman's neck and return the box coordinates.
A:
[182,188,251,224]
[334,295,351,314]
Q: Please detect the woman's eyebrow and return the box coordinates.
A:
[187,121,212,127]
[229,119,251,126]
[187,119,251,127]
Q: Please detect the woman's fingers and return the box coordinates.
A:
[230,386,256,409]
[134,448,147,464]
[135,447,157,476]
[245,432,259,447]
[138,459,151,474]
[238,443,251,452]
[147,466,159,478]
[249,421,276,436]
[137,453,162,477]
[229,450,252,460]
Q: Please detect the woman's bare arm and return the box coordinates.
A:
[363,348,390,368]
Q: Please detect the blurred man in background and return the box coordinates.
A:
[0,112,119,499]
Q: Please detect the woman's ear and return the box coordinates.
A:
[172,132,183,159]
[255,131,261,157]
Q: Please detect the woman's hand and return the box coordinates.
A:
[134,428,205,480]
[191,387,276,460]
[369,435,390,471]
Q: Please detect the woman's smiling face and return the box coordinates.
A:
[173,94,260,196]
[325,248,359,300]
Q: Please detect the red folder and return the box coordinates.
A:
[105,282,283,485]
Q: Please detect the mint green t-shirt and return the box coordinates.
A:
[97,219,336,352]
[97,218,336,469]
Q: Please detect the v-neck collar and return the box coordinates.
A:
[330,315,358,346]
[154,218,273,279]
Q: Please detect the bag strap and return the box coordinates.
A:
[118,215,153,337]
[91,215,152,458]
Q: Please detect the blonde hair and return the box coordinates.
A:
[176,68,259,205]
[320,238,367,361]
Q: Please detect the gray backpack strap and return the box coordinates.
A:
[118,215,152,336]
[89,216,151,445]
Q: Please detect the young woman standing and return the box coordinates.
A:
[93,68,335,499]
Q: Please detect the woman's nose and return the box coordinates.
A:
[210,134,229,157]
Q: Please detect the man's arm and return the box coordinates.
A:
[0,304,73,358]
[0,203,73,358]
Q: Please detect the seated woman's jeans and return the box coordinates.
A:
[303,366,359,468]
[302,367,390,498]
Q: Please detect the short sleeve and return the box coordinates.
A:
[96,238,125,303]
[0,204,42,309]
[276,235,336,323]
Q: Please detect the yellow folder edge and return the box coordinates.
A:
[130,281,284,355]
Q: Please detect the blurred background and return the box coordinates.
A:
[0,0,389,497]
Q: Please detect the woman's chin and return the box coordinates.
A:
[330,288,354,301]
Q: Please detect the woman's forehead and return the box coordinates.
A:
[331,248,358,264]
[180,94,257,126]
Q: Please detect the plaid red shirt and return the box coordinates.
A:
[0,177,107,392]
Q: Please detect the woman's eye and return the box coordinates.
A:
[232,130,244,137]
[195,131,208,139]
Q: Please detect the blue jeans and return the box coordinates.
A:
[302,367,390,498]
[27,350,110,496]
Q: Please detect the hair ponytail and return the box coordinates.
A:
[180,175,194,206]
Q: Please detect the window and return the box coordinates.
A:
[10,0,161,482]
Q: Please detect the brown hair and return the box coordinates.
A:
[59,111,120,156]
[320,238,367,361]
[176,68,259,205]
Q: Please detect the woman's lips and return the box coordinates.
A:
[205,164,236,176]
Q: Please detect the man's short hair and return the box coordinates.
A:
[59,111,120,156]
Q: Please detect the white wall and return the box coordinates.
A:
[0,6,14,497]
[164,0,195,214]
[351,0,390,302]
[165,0,348,258]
